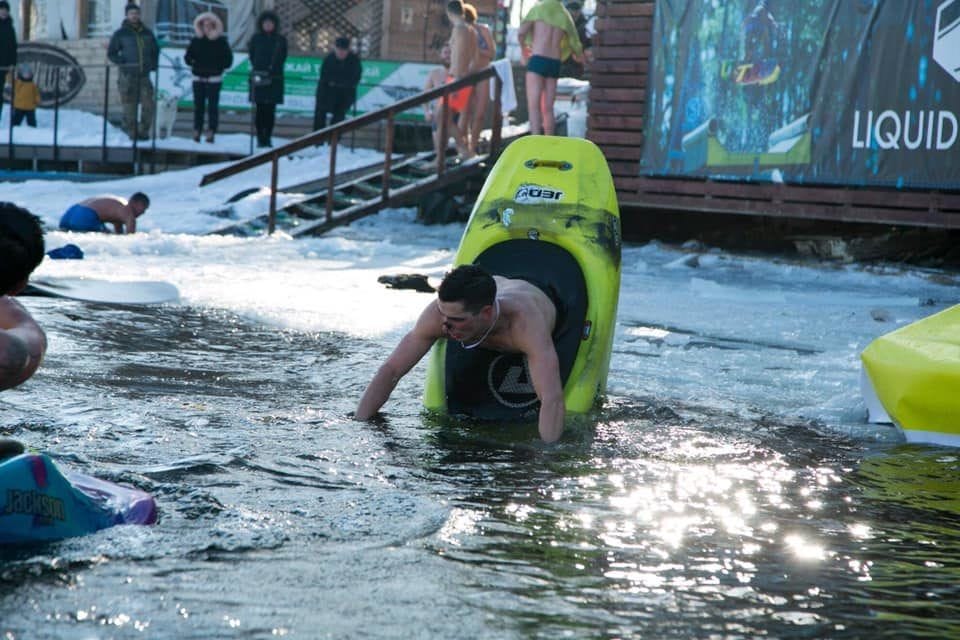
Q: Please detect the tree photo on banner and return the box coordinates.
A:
[157,48,437,120]
[640,0,960,190]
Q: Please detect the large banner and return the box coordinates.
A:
[157,48,437,120]
[640,0,960,189]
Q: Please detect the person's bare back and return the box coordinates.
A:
[80,194,149,234]
[518,0,583,135]
[526,20,567,59]
[448,22,477,79]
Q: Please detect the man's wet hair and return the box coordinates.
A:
[0,202,45,295]
[446,0,464,17]
[438,264,496,313]
[130,192,150,208]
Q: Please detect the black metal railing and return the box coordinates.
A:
[1,61,446,174]
[198,66,503,234]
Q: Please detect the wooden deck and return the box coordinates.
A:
[588,0,960,230]
[0,143,244,175]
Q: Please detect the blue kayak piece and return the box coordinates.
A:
[0,452,157,544]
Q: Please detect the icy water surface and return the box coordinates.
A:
[3,242,960,638]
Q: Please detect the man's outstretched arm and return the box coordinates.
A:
[355,305,440,420]
[0,297,47,391]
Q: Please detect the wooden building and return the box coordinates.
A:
[588,0,960,231]
[379,0,498,61]
[270,0,498,60]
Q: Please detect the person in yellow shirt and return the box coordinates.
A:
[11,63,40,127]
[518,0,583,135]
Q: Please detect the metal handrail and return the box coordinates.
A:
[1,59,480,174]
[198,65,503,234]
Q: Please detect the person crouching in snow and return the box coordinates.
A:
[11,63,40,127]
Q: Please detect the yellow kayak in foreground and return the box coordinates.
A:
[423,135,621,420]
[861,304,960,446]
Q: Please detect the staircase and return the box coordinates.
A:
[199,66,508,237]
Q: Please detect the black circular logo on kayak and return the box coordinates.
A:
[487,354,539,409]
[4,43,86,107]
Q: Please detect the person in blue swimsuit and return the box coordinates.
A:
[0,202,47,393]
[59,193,150,234]
[518,0,583,135]
[463,4,496,155]
[59,203,107,232]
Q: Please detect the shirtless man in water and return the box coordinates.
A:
[356,264,565,442]
[59,192,150,234]
[0,202,47,392]
[518,0,583,135]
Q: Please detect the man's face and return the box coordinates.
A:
[132,201,148,217]
[335,47,348,60]
[262,19,275,33]
[0,8,9,19]
[126,9,141,25]
[437,300,488,342]
[440,45,451,65]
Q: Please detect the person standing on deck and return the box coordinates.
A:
[0,202,46,392]
[518,0,583,135]
[10,63,40,128]
[313,36,362,131]
[443,0,477,159]
[248,10,288,148]
[0,1,17,122]
[462,3,496,156]
[185,11,233,143]
[423,44,462,162]
[107,3,160,141]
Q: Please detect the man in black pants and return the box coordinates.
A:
[313,36,362,131]
[0,1,18,121]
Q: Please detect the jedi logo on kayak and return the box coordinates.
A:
[3,489,67,523]
[515,183,564,204]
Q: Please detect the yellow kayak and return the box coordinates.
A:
[861,304,960,446]
[423,135,621,420]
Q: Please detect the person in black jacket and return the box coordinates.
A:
[248,10,288,148]
[0,1,17,121]
[559,2,591,78]
[107,3,160,141]
[313,36,362,131]
[185,12,233,143]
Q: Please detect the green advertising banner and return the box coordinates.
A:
[157,48,437,120]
